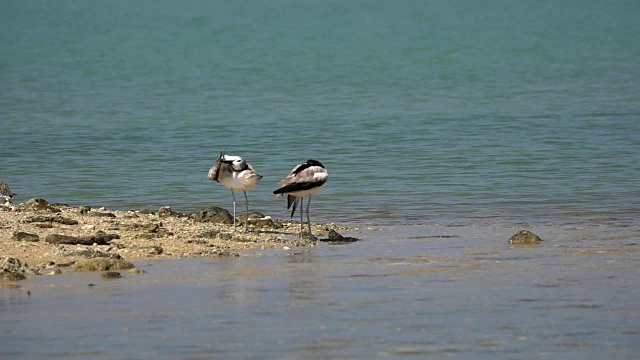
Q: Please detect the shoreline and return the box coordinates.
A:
[0,198,356,277]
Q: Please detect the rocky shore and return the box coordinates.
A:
[0,198,355,280]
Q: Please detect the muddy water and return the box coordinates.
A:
[1,224,638,359]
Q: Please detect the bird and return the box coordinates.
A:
[0,181,16,204]
[208,150,263,232]
[273,159,328,240]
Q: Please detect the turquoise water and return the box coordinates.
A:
[1,0,639,226]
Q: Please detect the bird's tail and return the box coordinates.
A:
[287,195,299,218]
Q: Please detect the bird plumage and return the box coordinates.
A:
[273,159,328,239]
[208,151,262,232]
[0,181,16,203]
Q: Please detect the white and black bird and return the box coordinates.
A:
[0,181,16,204]
[208,151,263,232]
[273,159,328,240]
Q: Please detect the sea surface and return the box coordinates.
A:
[1,0,639,358]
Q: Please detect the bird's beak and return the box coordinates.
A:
[220,149,234,164]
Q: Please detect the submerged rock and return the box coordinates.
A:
[193,207,233,224]
[101,271,122,279]
[509,230,543,244]
[73,258,135,272]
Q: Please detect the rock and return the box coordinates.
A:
[92,212,116,218]
[73,258,135,272]
[61,249,122,259]
[138,209,154,215]
[12,231,40,242]
[45,234,81,245]
[101,271,121,279]
[79,205,91,214]
[45,231,119,245]
[0,272,26,281]
[22,215,78,225]
[78,231,120,245]
[129,268,145,274]
[0,257,39,281]
[193,207,233,224]
[18,198,60,212]
[321,229,359,244]
[328,229,344,241]
[158,206,177,218]
[509,230,543,244]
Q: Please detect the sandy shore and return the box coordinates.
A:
[0,198,354,271]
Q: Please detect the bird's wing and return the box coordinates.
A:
[273,166,328,194]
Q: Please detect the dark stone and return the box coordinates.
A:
[78,231,120,245]
[73,258,135,272]
[101,271,122,279]
[61,249,122,259]
[12,231,40,242]
[46,231,119,245]
[23,215,78,225]
[193,207,233,224]
[45,234,81,245]
[509,230,543,244]
[92,212,116,218]
[328,229,344,241]
[321,230,359,244]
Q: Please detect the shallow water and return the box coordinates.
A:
[2,224,638,359]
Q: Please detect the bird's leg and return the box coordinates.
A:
[299,197,304,240]
[306,196,316,241]
[243,191,249,233]
[231,191,237,232]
